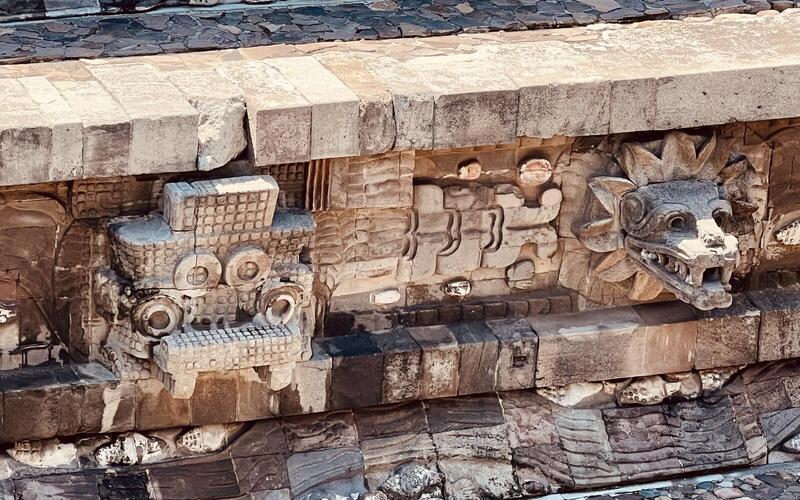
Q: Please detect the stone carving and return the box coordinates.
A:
[94,175,315,397]
[573,132,761,310]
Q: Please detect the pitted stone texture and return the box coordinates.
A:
[3,14,800,184]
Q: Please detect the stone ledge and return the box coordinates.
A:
[0,12,799,185]
[3,289,796,443]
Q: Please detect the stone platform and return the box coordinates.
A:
[2,287,798,444]
[3,360,800,498]
[1,11,799,185]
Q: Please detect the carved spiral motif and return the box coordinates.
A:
[173,252,222,290]
[258,284,303,325]
[133,295,183,337]
[224,246,271,290]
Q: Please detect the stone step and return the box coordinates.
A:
[1,12,800,185]
[1,288,798,443]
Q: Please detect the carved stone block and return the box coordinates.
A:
[694,293,760,369]
[531,302,697,387]
[407,325,460,399]
[747,288,800,362]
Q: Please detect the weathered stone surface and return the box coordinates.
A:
[148,457,242,499]
[694,293,760,369]
[286,447,367,499]
[407,325,460,399]
[164,69,247,171]
[266,56,360,160]
[283,410,358,453]
[217,60,312,165]
[747,288,800,361]
[530,302,697,386]
[374,329,422,403]
[487,318,539,391]
[321,334,384,410]
[84,61,198,175]
[450,322,498,395]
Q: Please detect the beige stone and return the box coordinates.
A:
[84,62,198,175]
[0,79,52,185]
[50,79,131,178]
[530,302,697,386]
[266,56,360,159]
[17,77,82,181]
[164,69,248,171]
[407,325,460,399]
[314,52,395,156]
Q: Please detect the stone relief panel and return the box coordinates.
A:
[94,176,315,398]
[311,141,568,333]
[0,121,798,402]
[562,127,768,311]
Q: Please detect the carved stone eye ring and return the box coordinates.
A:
[713,208,728,226]
[667,214,686,230]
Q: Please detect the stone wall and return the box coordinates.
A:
[3,12,800,497]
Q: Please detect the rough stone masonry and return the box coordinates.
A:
[2,8,800,500]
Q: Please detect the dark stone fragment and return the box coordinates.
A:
[15,472,101,499]
[354,401,428,440]
[148,458,241,499]
[191,372,238,426]
[233,454,290,493]
[98,472,149,500]
[424,393,505,433]
[320,334,384,410]
[228,420,288,458]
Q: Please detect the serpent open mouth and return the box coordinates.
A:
[625,237,736,310]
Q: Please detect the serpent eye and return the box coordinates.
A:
[621,194,647,225]
[667,214,686,230]
[713,208,730,227]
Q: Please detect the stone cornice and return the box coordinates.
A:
[0,11,798,186]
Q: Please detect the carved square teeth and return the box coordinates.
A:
[665,257,677,273]
[690,267,704,287]
[677,262,688,279]
[721,267,733,285]
[658,254,666,265]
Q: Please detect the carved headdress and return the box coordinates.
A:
[574,131,759,310]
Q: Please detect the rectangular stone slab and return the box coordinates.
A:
[2,13,800,183]
[529,302,697,387]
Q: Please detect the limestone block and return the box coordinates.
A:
[50,78,131,178]
[314,52,395,156]
[518,80,611,138]
[694,293,759,369]
[17,76,82,181]
[374,329,422,403]
[450,323,499,396]
[0,79,52,185]
[84,62,198,174]
[747,288,800,362]
[655,66,800,131]
[233,454,291,495]
[530,302,697,387]
[279,342,331,416]
[487,318,538,392]
[361,432,437,490]
[266,56,359,159]
[135,377,191,431]
[385,54,518,149]
[165,69,247,170]
[216,60,311,165]
[608,78,657,133]
[407,325,460,399]
[188,371,239,426]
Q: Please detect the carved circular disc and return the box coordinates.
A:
[133,296,183,338]
[173,252,222,290]
[224,246,271,290]
[258,285,303,325]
